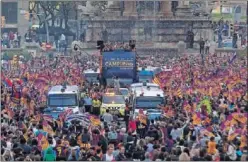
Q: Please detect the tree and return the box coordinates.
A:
[29,1,59,27]
[90,1,108,16]
[59,1,87,29]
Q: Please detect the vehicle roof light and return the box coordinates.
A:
[105,93,115,96]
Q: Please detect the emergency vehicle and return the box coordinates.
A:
[100,92,126,118]
[131,82,164,120]
[43,85,83,118]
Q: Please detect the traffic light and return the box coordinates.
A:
[228,23,234,37]
[1,16,5,28]
[229,23,234,32]
[24,11,30,20]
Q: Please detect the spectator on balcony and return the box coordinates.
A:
[8,31,14,48]
[2,32,9,48]
[13,32,19,48]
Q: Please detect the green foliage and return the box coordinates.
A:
[90,1,108,11]
[198,98,212,114]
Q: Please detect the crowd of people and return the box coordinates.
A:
[102,42,131,52]
[1,31,21,48]
[1,46,247,161]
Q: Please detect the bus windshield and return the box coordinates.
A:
[84,73,99,78]
[48,94,78,107]
[135,96,164,108]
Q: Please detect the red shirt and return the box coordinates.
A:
[128,120,136,132]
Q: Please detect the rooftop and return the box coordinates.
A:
[48,85,79,94]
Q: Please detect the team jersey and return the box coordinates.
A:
[55,145,68,158]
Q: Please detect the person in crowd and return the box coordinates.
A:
[1,41,247,161]
[199,38,205,63]
[205,39,210,55]
[102,145,115,161]
[115,146,127,161]
[114,76,120,93]
[232,32,238,48]
[92,97,101,115]
[102,109,113,124]
[84,94,92,113]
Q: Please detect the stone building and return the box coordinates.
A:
[83,1,213,52]
[1,0,29,42]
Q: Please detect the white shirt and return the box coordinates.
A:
[14,34,18,41]
[105,153,114,161]
[227,145,237,160]
[205,41,210,47]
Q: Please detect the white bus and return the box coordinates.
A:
[44,85,82,118]
[131,82,164,120]
[83,69,100,85]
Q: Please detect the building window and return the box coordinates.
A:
[2,2,18,24]
[136,1,160,15]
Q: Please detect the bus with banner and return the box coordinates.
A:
[102,49,137,87]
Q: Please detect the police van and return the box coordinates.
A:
[131,82,164,120]
[43,85,83,118]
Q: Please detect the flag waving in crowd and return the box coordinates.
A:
[1,44,247,162]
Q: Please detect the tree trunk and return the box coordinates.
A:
[65,17,69,29]
[51,14,55,27]
[60,19,63,28]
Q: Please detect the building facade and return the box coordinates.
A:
[83,1,212,48]
[1,0,29,42]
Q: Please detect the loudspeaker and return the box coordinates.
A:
[129,40,136,49]
[97,40,104,50]
[74,44,78,51]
